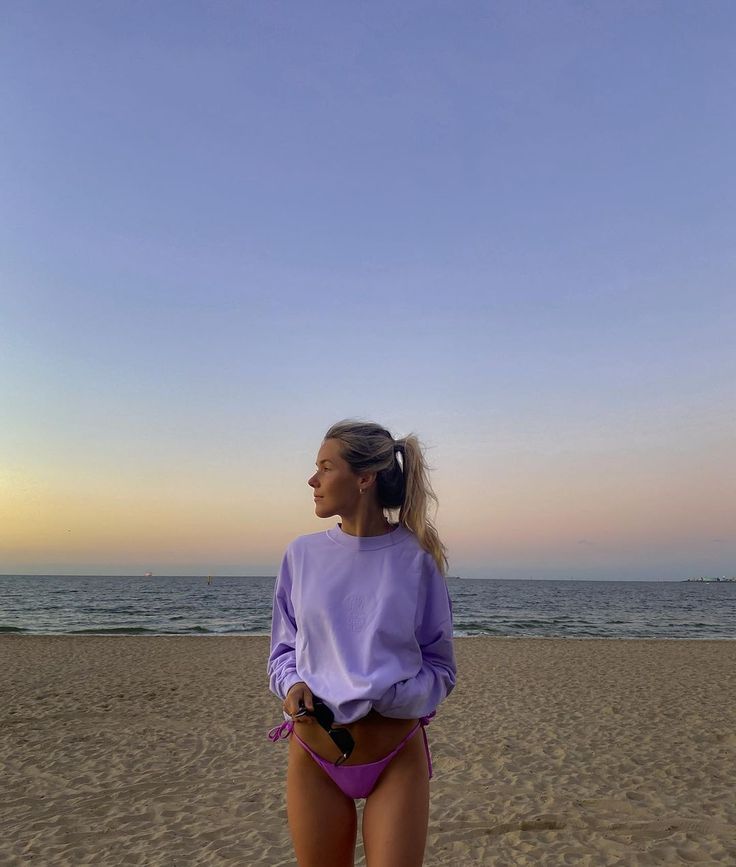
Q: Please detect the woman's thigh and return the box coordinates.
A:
[361,728,430,867]
[286,733,358,867]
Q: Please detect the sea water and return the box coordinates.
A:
[1,575,735,639]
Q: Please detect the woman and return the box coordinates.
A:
[267,419,456,867]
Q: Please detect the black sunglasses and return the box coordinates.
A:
[294,696,355,766]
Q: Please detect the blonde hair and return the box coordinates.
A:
[323,418,449,577]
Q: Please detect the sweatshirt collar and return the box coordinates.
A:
[326,522,411,550]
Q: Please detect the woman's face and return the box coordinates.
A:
[308,438,361,517]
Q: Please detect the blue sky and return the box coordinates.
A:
[1,2,734,578]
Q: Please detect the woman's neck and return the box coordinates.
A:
[338,514,394,537]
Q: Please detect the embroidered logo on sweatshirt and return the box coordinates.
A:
[345,593,373,632]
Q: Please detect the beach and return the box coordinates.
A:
[2,636,735,866]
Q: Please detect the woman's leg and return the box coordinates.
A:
[286,733,358,867]
[361,727,430,867]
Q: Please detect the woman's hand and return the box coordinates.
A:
[284,681,315,724]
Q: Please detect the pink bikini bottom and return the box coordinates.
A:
[268,712,434,800]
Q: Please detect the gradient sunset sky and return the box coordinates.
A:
[2,2,734,580]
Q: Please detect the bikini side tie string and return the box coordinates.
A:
[268,719,295,741]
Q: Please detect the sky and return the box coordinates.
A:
[1,1,734,580]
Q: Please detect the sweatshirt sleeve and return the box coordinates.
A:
[373,553,457,719]
[266,547,304,701]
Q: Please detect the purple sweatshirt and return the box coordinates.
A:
[267,521,457,725]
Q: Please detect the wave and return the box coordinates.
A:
[66,625,216,635]
[68,627,160,635]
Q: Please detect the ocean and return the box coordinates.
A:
[1,574,735,639]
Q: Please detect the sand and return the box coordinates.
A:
[2,635,735,866]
